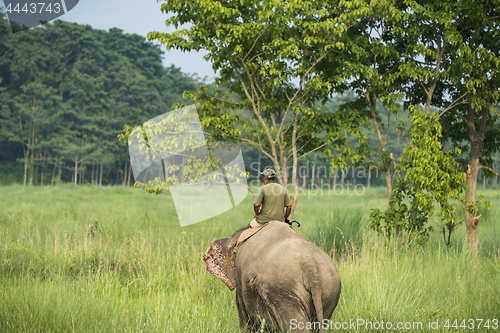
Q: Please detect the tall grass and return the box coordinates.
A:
[0,184,499,332]
[303,208,364,257]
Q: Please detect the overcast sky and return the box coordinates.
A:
[1,0,216,81]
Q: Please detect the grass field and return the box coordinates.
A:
[0,184,499,332]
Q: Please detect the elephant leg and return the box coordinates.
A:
[250,289,309,332]
[278,307,313,332]
[237,288,253,332]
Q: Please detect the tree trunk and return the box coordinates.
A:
[51,160,57,186]
[257,151,262,176]
[333,168,337,188]
[40,168,44,186]
[385,169,393,199]
[123,162,128,185]
[365,92,396,239]
[23,161,28,186]
[367,168,371,189]
[465,156,480,256]
[181,155,186,183]
[163,159,168,185]
[311,153,317,188]
[99,163,103,186]
[91,163,95,185]
[29,129,35,186]
[29,150,33,186]
[464,102,485,257]
[127,162,132,186]
[290,116,299,219]
[302,167,306,188]
[74,158,79,185]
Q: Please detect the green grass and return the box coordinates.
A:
[0,184,499,332]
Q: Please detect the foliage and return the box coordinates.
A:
[347,0,500,252]
[439,0,500,172]
[0,17,199,185]
[148,0,371,214]
[320,0,407,197]
[369,110,467,246]
[119,106,248,195]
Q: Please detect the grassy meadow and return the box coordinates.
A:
[0,184,499,332]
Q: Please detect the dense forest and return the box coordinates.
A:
[0,14,200,185]
[0,14,498,189]
[0,14,394,187]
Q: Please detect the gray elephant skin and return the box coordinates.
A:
[203,222,341,333]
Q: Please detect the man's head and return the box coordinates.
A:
[261,168,276,184]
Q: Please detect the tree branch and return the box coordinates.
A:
[485,122,500,132]
[479,165,500,177]
[439,92,468,117]
[243,25,269,62]
[296,142,329,160]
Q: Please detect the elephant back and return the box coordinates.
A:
[234,221,341,332]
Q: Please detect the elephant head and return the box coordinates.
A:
[202,229,243,291]
[203,222,341,333]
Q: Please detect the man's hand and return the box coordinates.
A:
[284,205,291,220]
[253,203,261,218]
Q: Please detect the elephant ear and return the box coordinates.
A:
[203,237,237,291]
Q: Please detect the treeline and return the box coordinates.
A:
[0,14,200,185]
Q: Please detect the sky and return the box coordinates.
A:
[1,0,216,81]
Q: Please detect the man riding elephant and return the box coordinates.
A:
[250,168,292,228]
[204,169,341,332]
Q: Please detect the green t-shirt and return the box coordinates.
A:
[254,182,292,225]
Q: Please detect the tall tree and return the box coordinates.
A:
[0,12,12,144]
[439,0,500,255]
[365,0,499,251]
[0,18,195,185]
[321,0,405,202]
[1,24,64,185]
[148,0,369,216]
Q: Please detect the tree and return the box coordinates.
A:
[11,82,61,185]
[0,18,196,185]
[0,23,64,185]
[369,111,467,246]
[357,0,486,246]
[439,0,500,255]
[388,0,499,253]
[0,12,12,144]
[321,0,406,208]
[148,0,369,216]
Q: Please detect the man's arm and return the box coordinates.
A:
[284,205,291,220]
[254,203,261,218]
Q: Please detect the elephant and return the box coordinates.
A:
[203,221,341,333]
